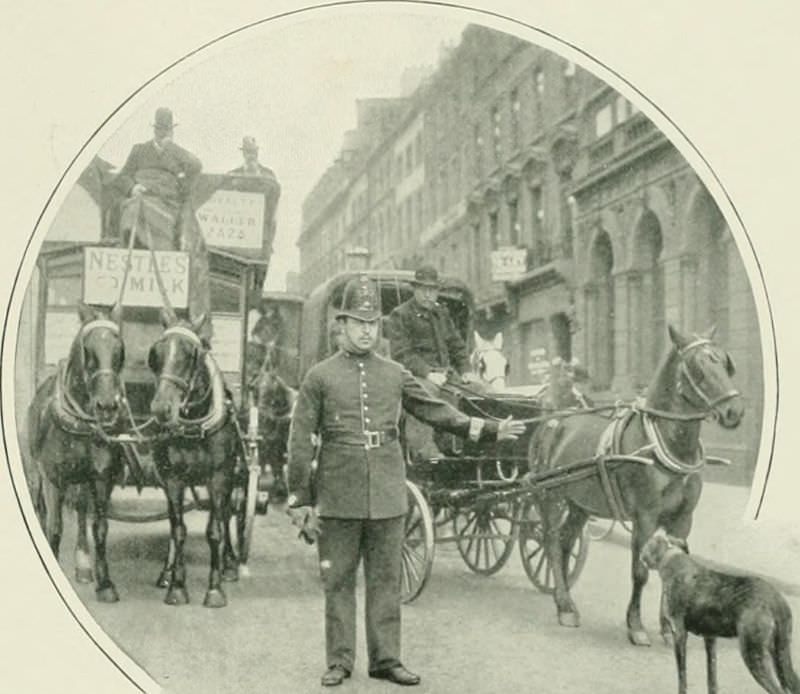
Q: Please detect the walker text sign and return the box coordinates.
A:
[490,247,528,282]
[196,190,265,249]
[82,247,190,308]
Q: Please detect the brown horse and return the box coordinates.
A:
[528,325,744,646]
[26,302,126,602]
[147,308,241,607]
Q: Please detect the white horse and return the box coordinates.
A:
[470,332,510,391]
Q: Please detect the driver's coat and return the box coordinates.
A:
[287,350,497,518]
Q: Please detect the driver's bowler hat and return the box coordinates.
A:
[412,265,440,289]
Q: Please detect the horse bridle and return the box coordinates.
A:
[78,318,123,391]
[152,326,208,414]
[676,338,739,415]
[473,347,507,386]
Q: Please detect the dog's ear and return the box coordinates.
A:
[667,534,689,554]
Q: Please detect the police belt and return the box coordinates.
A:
[324,427,399,449]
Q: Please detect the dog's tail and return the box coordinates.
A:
[775,603,800,694]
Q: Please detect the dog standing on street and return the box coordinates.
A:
[641,528,800,694]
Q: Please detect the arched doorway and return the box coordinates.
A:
[632,210,665,387]
[586,231,614,389]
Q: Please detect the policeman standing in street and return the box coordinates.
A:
[286,275,525,687]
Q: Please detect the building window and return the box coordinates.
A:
[491,105,502,163]
[530,185,543,250]
[405,197,413,239]
[534,67,545,95]
[489,211,499,251]
[473,123,484,178]
[416,189,424,232]
[510,88,521,150]
[595,104,613,138]
[414,131,423,167]
[616,96,630,125]
[405,144,413,176]
[509,198,519,246]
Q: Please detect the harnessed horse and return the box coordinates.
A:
[147,308,241,607]
[527,325,744,646]
[26,302,126,602]
[251,341,296,502]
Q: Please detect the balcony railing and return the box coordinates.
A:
[588,137,614,167]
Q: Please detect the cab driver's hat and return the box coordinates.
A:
[412,265,440,289]
[336,275,381,322]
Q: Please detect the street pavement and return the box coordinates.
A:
[44,479,800,694]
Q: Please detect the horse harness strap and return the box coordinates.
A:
[51,360,109,438]
[156,353,229,439]
[594,409,635,523]
[640,411,705,474]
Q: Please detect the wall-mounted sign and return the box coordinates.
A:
[196,190,265,249]
[490,246,528,282]
[82,247,189,308]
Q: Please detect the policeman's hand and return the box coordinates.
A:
[427,371,447,387]
[497,415,526,441]
[286,506,321,545]
[131,183,147,197]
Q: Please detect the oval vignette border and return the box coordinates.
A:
[0,2,779,693]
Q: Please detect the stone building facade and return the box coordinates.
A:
[297,25,764,483]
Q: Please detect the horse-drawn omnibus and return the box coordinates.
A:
[22,167,283,606]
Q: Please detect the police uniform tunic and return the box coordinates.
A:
[288,350,497,516]
[287,347,498,673]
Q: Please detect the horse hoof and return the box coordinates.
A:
[203,589,227,608]
[628,629,652,647]
[75,567,94,584]
[96,584,119,603]
[239,564,251,579]
[558,611,580,628]
[165,586,189,606]
[155,571,170,589]
[222,566,239,582]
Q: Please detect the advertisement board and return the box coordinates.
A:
[82,247,190,308]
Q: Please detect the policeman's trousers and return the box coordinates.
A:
[317,515,405,672]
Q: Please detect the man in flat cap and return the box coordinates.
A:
[287,275,524,687]
[228,136,277,179]
[113,107,211,339]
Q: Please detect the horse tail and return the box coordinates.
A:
[774,601,800,693]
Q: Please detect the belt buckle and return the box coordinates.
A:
[364,430,380,449]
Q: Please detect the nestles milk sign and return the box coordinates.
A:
[196,190,265,249]
[82,247,189,308]
[490,247,528,282]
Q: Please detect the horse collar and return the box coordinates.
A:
[163,325,204,348]
[641,412,705,474]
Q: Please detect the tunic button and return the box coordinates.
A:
[358,362,363,367]
[365,417,371,424]
[364,405,369,411]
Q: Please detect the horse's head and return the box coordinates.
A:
[73,302,125,424]
[668,324,744,429]
[471,332,509,390]
[148,308,208,425]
